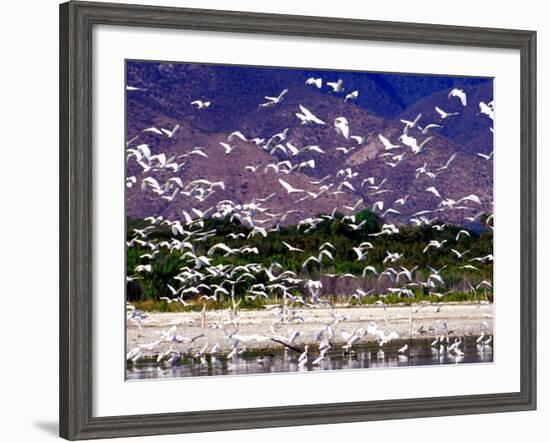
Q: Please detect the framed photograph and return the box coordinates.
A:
[59,1,537,439]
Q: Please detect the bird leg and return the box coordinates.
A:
[283,296,289,324]
[409,304,413,340]
[201,302,207,328]
[231,288,239,315]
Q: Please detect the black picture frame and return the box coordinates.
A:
[59,1,537,439]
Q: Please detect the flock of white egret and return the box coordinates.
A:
[125,72,494,374]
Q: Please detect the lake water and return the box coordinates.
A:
[127,337,493,380]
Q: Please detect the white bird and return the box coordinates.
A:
[344,90,359,102]
[160,296,189,307]
[398,344,408,353]
[361,177,375,187]
[282,241,303,253]
[144,215,163,225]
[305,77,323,88]
[368,178,388,192]
[228,131,248,142]
[426,186,441,198]
[278,178,305,194]
[303,145,325,154]
[435,106,459,120]
[184,148,209,159]
[264,161,293,175]
[385,153,406,168]
[448,88,467,106]
[337,168,359,180]
[348,220,366,231]
[312,350,328,366]
[456,230,471,241]
[302,256,321,267]
[423,240,448,253]
[352,247,369,261]
[400,134,432,154]
[477,151,494,160]
[383,251,403,264]
[260,89,288,107]
[318,249,334,262]
[250,137,265,145]
[478,101,494,120]
[400,113,422,131]
[451,249,470,259]
[395,195,410,206]
[381,208,401,217]
[298,345,309,367]
[334,117,350,139]
[460,264,479,271]
[350,135,367,145]
[210,343,220,355]
[341,328,365,350]
[398,266,418,282]
[470,254,494,264]
[226,233,246,239]
[372,201,384,212]
[295,105,326,125]
[378,134,400,150]
[248,226,268,238]
[319,241,336,250]
[335,146,356,155]
[362,266,379,277]
[126,176,137,188]
[126,347,143,362]
[135,264,152,273]
[142,127,163,136]
[458,194,482,205]
[191,100,211,109]
[207,243,238,257]
[160,124,180,138]
[338,181,356,192]
[126,85,147,91]
[418,123,443,134]
[297,159,316,171]
[464,212,485,223]
[245,165,261,173]
[437,153,458,172]
[219,142,236,154]
[326,79,344,92]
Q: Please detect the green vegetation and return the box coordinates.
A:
[126,209,493,309]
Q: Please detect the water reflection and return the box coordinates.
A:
[127,337,493,380]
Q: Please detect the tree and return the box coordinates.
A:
[355,208,382,235]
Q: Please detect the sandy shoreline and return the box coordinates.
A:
[127,302,493,357]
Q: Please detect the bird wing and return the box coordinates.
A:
[143,127,163,135]
[278,178,302,193]
[219,142,233,153]
[277,89,289,99]
[417,136,433,151]
[299,105,325,124]
[228,131,247,141]
[335,120,350,139]
[435,106,445,117]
